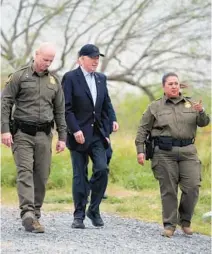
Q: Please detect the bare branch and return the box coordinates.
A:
[1,0,210,99]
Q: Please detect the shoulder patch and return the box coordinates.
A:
[6,73,13,83]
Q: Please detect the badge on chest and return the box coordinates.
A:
[184,101,191,108]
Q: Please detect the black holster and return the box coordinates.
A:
[9,120,18,137]
[145,132,154,160]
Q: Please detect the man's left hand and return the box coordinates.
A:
[56,140,66,153]
[113,121,119,132]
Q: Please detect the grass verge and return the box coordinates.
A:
[1,184,211,236]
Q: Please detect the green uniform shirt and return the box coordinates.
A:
[1,63,67,141]
[135,94,210,154]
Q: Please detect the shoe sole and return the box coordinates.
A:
[71,224,85,229]
[86,213,104,227]
[161,229,175,238]
[31,228,45,233]
[181,229,193,235]
[161,232,173,238]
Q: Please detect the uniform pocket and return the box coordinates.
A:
[47,84,57,90]
[157,110,172,125]
[21,82,36,88]
[182,110,196,124]
[11,143,18,154]
[46,84,57,99]
[151,159,160,180]
[20,82,37,98]
[198,160,202,182]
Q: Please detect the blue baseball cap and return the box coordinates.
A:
[79,44,104,57]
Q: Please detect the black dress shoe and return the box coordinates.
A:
[86,210,104,227]
[71,219,85,229]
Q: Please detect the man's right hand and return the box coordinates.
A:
[1,132,13,147]
[137,153,145,166]
[73,130,85,144]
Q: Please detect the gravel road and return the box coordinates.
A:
[1,206,211,254]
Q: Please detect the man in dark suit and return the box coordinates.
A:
[62,44,114,229]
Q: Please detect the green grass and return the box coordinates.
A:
[1,186,210,235]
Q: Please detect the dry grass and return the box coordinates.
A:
[1,184,211,235]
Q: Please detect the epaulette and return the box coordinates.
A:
[5,73,13,83]
[155,97,162,101]
[13,64,30,74]
[49,72,60,80]
[185,96,192,99]
[6,64,30,85]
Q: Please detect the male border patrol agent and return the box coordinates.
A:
[135,72,210,237]
[1,42,66,233]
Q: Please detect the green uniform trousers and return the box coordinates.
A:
[151,144,201,228]
[12,130,52,218]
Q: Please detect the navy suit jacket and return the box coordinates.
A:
[62,67,112,151]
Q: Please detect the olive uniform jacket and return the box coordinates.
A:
[135,94,210,154]
[1,63,66,141]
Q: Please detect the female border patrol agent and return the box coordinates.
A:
[135,72,210,237]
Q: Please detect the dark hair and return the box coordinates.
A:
[162,72,178,86]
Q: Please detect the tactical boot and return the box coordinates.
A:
[161,226,175,238]
[181,226,193,235]
[71,219,85,229]
[22,211,35,232]
[31,220,45,233]
[22,212,44,233]
[86,209,104,227]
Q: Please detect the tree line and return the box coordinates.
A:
[1,0,210,100]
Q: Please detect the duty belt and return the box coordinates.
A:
[154,137,195,147]
[15,120,53,136]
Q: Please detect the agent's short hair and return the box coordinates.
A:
[162,72,178,86]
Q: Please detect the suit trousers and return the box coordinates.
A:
[70,134,108,220]
[12,130,52,218]
[151,144,201,228]
[106,144,113,166]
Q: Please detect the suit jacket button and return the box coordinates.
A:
[91,124,94,127]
